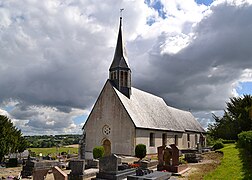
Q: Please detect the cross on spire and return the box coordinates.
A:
[120,8,124,19]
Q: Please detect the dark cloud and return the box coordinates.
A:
[134,2,252,112]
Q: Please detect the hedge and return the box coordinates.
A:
[212,142,224,150]
[222,140,236,144]
[93,146,104,159]
[238,131,252,153]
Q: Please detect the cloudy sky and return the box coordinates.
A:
[1,0,252,135]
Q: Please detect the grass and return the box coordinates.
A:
[28,146,78,156]
[204,144,247,180]
[185,143,252,180]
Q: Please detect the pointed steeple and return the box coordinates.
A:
[109,14,131,98]
[109,16,130,71]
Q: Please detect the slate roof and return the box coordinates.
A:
[112,83,205,133]
[109,17,130,71]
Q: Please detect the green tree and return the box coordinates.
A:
[0,115,28,161]
[209,95,252,140]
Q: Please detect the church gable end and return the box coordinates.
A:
[83,80,135,158]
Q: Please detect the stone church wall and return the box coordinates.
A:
[136,129,202,154]
[83,82,135,158]
[135,129,184,154]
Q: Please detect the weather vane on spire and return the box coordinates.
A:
[120,8,124,19]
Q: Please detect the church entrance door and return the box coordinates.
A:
[103,139,111,156]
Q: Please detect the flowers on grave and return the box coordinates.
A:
[128,163,140,168]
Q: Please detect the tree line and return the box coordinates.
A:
[0,115,28,162]
[208,94,252,140]
[25,134,81,148]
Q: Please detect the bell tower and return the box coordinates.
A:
[109,14,131,98]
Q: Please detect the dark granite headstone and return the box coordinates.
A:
[95,154,136,180]
[86,159,99,168]
[170,144,179,166]
[99,154,121,174]
[68,159,85,180]
[157,144,188,173]
[157,146,165,166]
[21,158,35,177]
[163,147,172,166]
[184,153,202,163]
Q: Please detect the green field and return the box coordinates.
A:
[28,147,78,156]
[204,144,252,180]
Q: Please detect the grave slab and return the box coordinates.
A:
[127,171,172,180]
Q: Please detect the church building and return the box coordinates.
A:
[81,16,205,159]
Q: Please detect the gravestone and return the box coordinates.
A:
[184,153,202,163]
[52,166,67,180]
[170,144,179,166]
[99,154,121,174]
[157,144,188,173]
[21,157,35,177]
[157,146,165,166]
[21,157,61,179]
[86,159,99,168]
[68,159,85,180]
[33,169,49,180]
[163,147,172,166]
[95,154,135,180]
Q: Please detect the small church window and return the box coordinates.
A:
[174,135,178,146]
[162,133,167,146]
[187,134,190,148]
[150,133,155,147]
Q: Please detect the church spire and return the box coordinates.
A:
[109,11,129,71]
[109,11,131,98]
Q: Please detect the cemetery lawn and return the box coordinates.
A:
[28,146,78,156]
[204,144,246,180]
